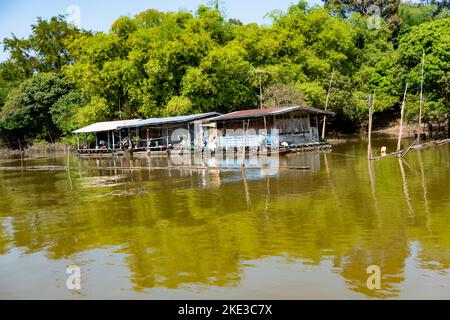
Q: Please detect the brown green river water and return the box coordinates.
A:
[0,138,449,299]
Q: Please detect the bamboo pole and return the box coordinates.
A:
[398,158,414,218]
[397,84,409,152]
[418,50,425,142]
[368,159,381,228]
[367,94,373,159]
[18,138,24,169]
[401,136,420,158]
[417,151,431,233]
[67,144,73,190]
[321,68,335,140]
[241,168,252,211]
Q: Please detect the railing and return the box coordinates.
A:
[217,135,267,150]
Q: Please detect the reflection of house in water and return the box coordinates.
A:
[167,152,323,186]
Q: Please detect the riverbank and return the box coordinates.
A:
[0,141,73,155]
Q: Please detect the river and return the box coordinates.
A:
[0,138,449,299]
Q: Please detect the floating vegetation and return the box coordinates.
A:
[79,175,128,188]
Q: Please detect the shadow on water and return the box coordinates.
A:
[0,138,449,299]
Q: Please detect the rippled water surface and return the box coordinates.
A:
[0,139,449,299]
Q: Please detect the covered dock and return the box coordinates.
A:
[73,119,141,154]
[118,112,221,151]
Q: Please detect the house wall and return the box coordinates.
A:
[273,111,320,145]
[211,111,320,149]
[132,124,190,148]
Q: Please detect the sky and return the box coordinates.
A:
[0,0,322,62]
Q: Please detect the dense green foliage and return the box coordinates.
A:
[0,1,449,144]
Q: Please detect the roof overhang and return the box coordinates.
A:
[119,112,222,129]
[73,119,141,134]
[208,106,334,122]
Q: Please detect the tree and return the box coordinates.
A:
[263,83,307,108]
[164,96,194,116]
[0,73,76,143]
[397,18,450,133]
[3,16,87,77]
[181,45,256,113]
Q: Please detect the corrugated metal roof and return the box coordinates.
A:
[209,106,334,122]
[120,112,221,128]
[73,119,141,134]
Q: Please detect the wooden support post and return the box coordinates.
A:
[397,84,409,152]
[146,128,150,149]
[166,128,169,148]
[112,130,115,150]
[76,134,80,151]
[95,133,98,149]
[107,131,110,149]
[315,115,319,142]
[128,128,131,149]
[119,130,122,150]
[322,68,335,140]
[187,123,191,151]
[135,127,139,149]
[263,116,267,149]
[368,94,373,159]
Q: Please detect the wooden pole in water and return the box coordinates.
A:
[367,94,373,159]
[418,50,425,142]
[67,144,70,167]
[322,68,335,141]
[18,138,24,169]
[397,84,409,152]
[66,144,73,190]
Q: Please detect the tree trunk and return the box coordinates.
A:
[448,114,450,138]
[447,97,450,138]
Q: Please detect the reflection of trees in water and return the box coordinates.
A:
[0,146,449,298]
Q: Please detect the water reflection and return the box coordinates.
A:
[0,140,449,299]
